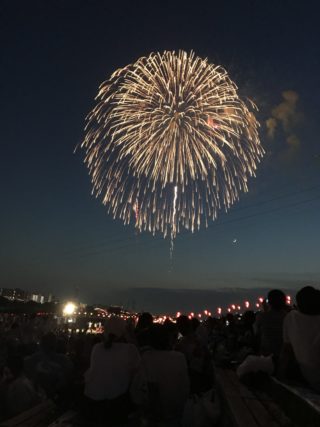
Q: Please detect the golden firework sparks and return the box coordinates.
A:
[81,51,264,237]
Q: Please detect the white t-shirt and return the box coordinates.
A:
[283,310,320,385]
[84,342,141,400]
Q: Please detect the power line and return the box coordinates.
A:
[66,192,320,260]
[59,181,320,258]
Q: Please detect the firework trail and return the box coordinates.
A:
[170,185,178,261]
[81,50,264,238]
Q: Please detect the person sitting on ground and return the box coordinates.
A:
[236,310,257,362]
[175,315,214,394]
[254,289,288,362]
[24,332,73,399]
[138,324,189,424]
[163,319,179,350]
[84,316,144,426]
[279,286,320,390]
[135,312,154,349]
[1,355,41,418]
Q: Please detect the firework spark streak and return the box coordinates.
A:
[170,185,178,260]
[81,51,264,237]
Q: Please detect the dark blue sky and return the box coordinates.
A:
[1,1,320,311]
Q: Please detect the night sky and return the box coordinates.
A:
[1,1,320,312]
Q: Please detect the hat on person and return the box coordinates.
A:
[104,316,126,338]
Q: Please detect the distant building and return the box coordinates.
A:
[0,288,28,302]
[31,294,45,304]
[46,294,58,304]
[0,287,56,304]
[31,294,38,303]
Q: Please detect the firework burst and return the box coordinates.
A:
[81,50,264,237]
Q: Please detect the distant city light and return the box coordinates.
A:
[245,301,250,308]
[63,302,76,316]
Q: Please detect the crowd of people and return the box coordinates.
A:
[0,285,320,426]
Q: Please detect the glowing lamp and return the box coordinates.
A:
[63,302,76,316]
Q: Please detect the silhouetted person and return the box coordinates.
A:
[224,313,238,354]
[163,319,179,349]
[135,312,154,349]
[237,311,256,356]
[176,316,214,394]
[136,312,153,332]
[279,286,320,389]
[254,289,288,361]
[139,324,189,423]
[191,317,200,332]
[1,355,40,418]
[84,316,142,425]
[24,332,73,399]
